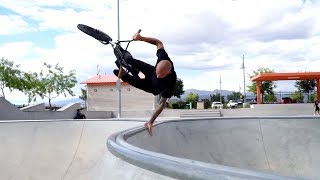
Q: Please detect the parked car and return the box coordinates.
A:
[227,100,238,108]
[211,102,223,109]
[237,99,243,106]
[281,97,296,104]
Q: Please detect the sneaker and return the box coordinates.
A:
[114,59,139,77]
[113,69,128,78]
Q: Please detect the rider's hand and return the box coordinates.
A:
[133,30,142,41]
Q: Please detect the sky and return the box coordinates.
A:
[1,0,320,104]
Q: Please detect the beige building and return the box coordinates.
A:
[82,74,155,111]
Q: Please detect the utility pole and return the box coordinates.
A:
[241,55,246,105]
[116,0,121,118]
[219,74,222,103]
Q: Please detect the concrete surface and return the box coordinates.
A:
[221,104,315,117]
[180,109,221,118]
[108,117,320,179]
[0,120,174,180]
[0,97,26,119]
[0,97,82,120]
[57,103,81,112]
[20,103,45,111]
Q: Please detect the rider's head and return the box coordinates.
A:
[156,60,172,78]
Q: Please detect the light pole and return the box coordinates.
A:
[219,74,222,103]
[241,55,246,106]
[116,0,121,118]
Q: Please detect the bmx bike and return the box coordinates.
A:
[77,24,140,77]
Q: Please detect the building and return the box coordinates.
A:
[82,75,155,111]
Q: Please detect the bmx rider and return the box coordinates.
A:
[113,31,177,136]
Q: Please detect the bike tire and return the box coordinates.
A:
[77,24,112,44]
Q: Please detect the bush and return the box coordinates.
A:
[169,100,186,109]
[202,99,211,109]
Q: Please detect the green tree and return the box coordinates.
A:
[185,92,199,109]
[227,91,242,101]
[310,93,317,103]
[290,91,304,103]
[79,87,87,108]
[247,67,277,103]
[25,63,77,110]
[264,94,277,103]
[173,78,184,98]
[210,93,225,104]
[79,88,87,101]
[201,98,211,109]
[0,58,23,98]
[294,80,315,102]
[0,58,39,99]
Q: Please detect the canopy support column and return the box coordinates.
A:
[317,79,320,102]
[256,81,261,104]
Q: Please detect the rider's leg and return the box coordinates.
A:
[128,59,155,78]
[114,45,139,76]
[114,44,133,60]
[113,69,153,93]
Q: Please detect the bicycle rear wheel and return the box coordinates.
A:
[77,24,112,44]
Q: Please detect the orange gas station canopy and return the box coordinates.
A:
[251,72,320,81]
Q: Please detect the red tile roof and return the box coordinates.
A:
[81,75,128,85]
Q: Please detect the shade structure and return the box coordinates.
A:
[250,72,320,104]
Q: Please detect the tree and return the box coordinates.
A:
[79,87,87,108]
[294,80,315,102]
[290,91,304,103]
[185,92,199,109]
[0,58,40,99]
[0,58,23,98]
[173,78,184,98]
[264,94,277,103]
[227,91,242,101]
[25,63,77,110]
[201,98,211,109]
[247,67,277,103]
[310,93,317,103]
[210,93,225,104]
[79,88,87,101]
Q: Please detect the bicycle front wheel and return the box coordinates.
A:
[77,24,112,44]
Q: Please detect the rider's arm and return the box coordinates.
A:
[149,97,167,124]
[140,36,164,50]
[133,32,164,50]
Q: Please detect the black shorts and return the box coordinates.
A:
[315,106,319,111]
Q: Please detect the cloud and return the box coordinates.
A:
[0,15,34,35]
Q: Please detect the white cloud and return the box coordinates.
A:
[0,15,34,35]
[0,42,35,60]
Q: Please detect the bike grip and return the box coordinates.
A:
[137,29,141,33]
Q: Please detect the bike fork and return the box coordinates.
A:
[111,41,132,78]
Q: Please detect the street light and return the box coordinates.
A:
[241,55,246,107]
[219,74,222,103]
[116,0,121,118]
